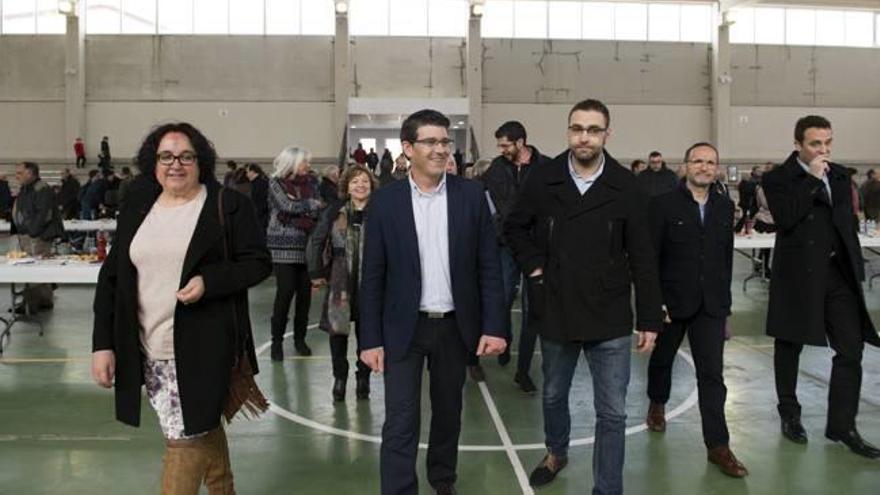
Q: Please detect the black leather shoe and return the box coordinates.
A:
[825,429,880,459]
[529,453,568,488]
[294,339,312,356]
[356,375,370,400]
[332,378,346,402]
[781,417,808,444]
[434,482,456,495]
[270,341,283,362]
[514,371,537,394]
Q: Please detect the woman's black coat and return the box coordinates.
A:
[92,179,272,435]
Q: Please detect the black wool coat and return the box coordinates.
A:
[762,152,879,347]
[648,183,734,320]
[504,150,663,343]
[92,180,272,435]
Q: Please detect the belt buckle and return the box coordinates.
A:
[426,311,445,319]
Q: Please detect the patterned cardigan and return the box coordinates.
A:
[266,175,323,264]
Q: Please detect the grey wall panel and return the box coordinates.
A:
[731,44,880,107]
[351,37,466,98]
[86,36,334,101]
[0,102,66,158]
[0,36,65,100]
[482,39,710,105]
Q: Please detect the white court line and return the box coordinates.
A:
[469,349,700,451]
[258,327,700,451]
[477,381,534,495]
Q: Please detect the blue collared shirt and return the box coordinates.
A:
[567,152,606,195]
[797,157,832,205]
[408,173,455,312]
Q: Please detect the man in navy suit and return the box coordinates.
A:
[359,109,507,495]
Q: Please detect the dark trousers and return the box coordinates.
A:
[774,259,865,433]
[76,156,86,168]
[271,263,312,341]
[647,308,729,448]
[381,315,468,495]
[329,322,370,380]
[466,247,539,373]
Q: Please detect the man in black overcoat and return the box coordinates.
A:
[763,115,880,458]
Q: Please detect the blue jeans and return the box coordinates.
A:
[499,246,539,374]
[541,335,631,495]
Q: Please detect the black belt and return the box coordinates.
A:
[419,310,455,319]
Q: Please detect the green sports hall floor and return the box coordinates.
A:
[1,252,879,495]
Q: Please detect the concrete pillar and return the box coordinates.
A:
[711,8,732,159]
[465,14,482,162]
[64,11,86,163]
[334,12,351,166]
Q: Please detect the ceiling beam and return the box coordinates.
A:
[719,0,761,13]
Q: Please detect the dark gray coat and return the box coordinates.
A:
[649,183,734,320]
[762,152,879,347]
[504,150,663,343]
[13,178,65,241]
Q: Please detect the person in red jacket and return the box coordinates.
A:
[351,142,368,165]
[74,138,86,169]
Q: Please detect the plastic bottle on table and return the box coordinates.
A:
[97,232,107,261]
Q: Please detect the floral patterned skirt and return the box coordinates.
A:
[143,359,205,441]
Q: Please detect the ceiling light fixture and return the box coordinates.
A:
[470,0,485,17]
[58,0,77,16]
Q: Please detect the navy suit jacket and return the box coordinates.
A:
[359,174,505,362]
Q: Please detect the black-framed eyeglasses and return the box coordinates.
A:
[568,125,607,137]
[412,138,455,149]
[157,151,198,166]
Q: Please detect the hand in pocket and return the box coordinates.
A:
[527,276,546,321]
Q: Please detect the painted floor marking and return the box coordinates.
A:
[257,328,700,452]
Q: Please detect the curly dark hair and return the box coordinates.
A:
[135,122,217,184]
[338,164,378,201]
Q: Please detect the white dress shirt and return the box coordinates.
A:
[408,173,455,312]
[568,152,606,195]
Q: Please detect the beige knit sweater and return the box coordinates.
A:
[130,186,206,360]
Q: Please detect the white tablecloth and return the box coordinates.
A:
[0,220,117,233]
[734,233,880,250]
[0,261,101,284]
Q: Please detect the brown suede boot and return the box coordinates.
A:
[161,428,235,495]
[162,437,209,495]
[203,428,235,495]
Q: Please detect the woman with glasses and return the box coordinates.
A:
[307,164,378,402]
[91,122,272,494]
[266,146,324,360]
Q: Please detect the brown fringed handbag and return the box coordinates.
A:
[217,189,269,422]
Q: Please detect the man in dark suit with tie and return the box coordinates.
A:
[359,109,507,495]
[644,142,747,477]
[763,115,880,458]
